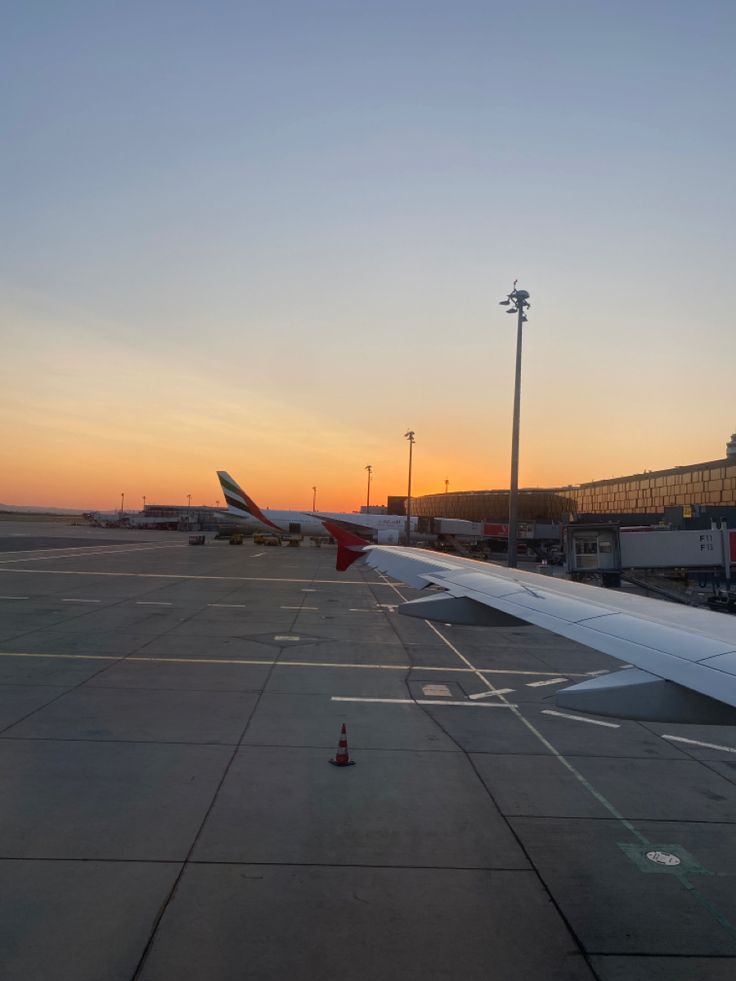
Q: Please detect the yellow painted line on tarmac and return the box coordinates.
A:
[0,650,593,677]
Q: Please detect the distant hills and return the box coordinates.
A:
[0,504,83,515]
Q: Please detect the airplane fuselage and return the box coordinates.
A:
[230,508,418,538]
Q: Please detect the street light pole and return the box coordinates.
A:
[499,281,531,569]
[404,431,415,546]
[312,486,317,511]
[365,465,372,511]
[120,492,125,516]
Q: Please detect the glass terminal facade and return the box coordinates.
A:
[413,489,576,523]
[566,459,736,515]
[413,458,736,522]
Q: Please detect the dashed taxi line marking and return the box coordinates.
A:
[251,553,265,558]
[61,598,101,604]
[662,734,736,754]
[136,601,173,606]
[0,595,29,600]
[280,605,319,611]
[541,709,620,728]
[527,677,568,688]
[208,604,247,609]
[331,696,516,708]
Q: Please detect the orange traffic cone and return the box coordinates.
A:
[329,722,356,767]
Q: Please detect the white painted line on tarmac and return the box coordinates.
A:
[481,668,589,677]
[251,553,265,558]
[0,568,411,586]
[301,588,317,592]
[0,595,29,600]
[0,544,187,564]
[527,677,568,688]
[348,608,382,613]
[541,710,620,728]
[136,601,173,606]
[280,605,319,610]
[468,688,515,699]
[662,734,736,754]
[586,670,610,676]
[208,603,247,608]
[331,696,516,708]
[61,598,101,604]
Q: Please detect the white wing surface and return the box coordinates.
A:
[344,540,736,725]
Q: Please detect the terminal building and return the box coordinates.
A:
[412,433,736,527]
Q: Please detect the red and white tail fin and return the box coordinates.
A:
[322,520,370,571]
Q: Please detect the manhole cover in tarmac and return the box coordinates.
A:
[619,842,710,876]
[646,851,681,867]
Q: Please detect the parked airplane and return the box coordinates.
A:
[324,520,736,726]
[216,471,419,539]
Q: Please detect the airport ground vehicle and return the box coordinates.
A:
[253,532,281,546]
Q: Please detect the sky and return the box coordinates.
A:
[1,0,735,511]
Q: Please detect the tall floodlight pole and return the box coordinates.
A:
[120,492,125,515]
[404,430,415,545]
[312,486,317,510]
[365,465,372,511]
[499,281,531,568]
[142,495,146,510]
[444,478,449,500]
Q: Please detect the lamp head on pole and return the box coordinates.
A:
[499,281,531,317]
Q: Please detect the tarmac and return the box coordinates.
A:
[1,520,735,980]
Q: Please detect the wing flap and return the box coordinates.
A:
[557,668,736,725]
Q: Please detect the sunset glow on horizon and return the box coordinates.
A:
[2,2,734,513]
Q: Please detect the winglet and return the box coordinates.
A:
[323,520,370,571]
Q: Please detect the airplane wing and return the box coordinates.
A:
[322,521,736,725]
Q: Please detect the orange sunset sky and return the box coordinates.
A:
[2,3,734,512]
